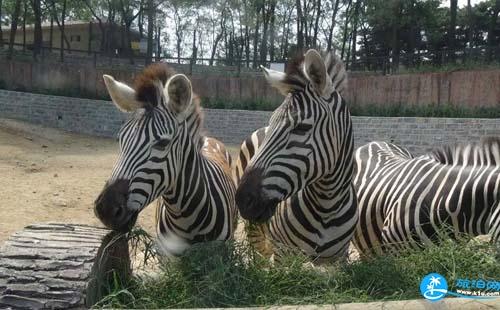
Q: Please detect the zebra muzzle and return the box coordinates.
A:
[236,167,279,223]
[94,179,138,232]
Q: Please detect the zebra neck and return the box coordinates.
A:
[303,147,355,215]
[184,107,203,151]
[161,130,210,213]
[303,176,354,214]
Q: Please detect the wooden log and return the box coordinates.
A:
[0,223,131,309]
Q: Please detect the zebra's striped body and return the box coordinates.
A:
[353,139,500,256]
[235,50,358,261]
[95,64,236,255]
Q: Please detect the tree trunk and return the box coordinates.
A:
[60,0,66,62]
[296,0,303,50]
[49,17,53,52]
[345,32,352,70]
[84,0,106,52]
[466,0,472,49]
[340,0,352,59]
[146,0,154,65]
[486,0,500,61]
[350,0,361,69]
[22,1,26,52]
[32,0,43,59]
[7,0,22,59]
[50,0,71,52]
[0,0,3,49]
[245,24,250,67]
[190,28,197,73]
[448,0,458,62]
[390,1,401,72]
[312,0,321,47]
[260,2,269,65]
[252,5,261,68]
[210,32,223,66]
[125,22,134,64]
[326,0,341,51]
[138,9,144,38]
[303,0,310,47]
[281,6,293,59]
[269,0,276,61]
[156,26,161,61]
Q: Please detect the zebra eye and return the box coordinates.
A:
[152,138,171,150]
[291,123,313,135]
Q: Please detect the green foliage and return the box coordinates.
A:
[201,97,281,111]
[95,233,500,308]
[202,98,500,118]
[350,102,500,118]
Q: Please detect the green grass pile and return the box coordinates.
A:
[94,231,500,309]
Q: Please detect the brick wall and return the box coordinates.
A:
[1,89,499,154]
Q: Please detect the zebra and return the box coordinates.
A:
[94,63,237,255]
[234,49,358,262]
[353,138,500,256]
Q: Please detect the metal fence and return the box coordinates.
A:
[349,47,500,74]
[1,43,499,76]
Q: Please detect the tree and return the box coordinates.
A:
[449,0,458,60]
[7,0,21,59]
[118,0,143,63]
[325,0,341,51]
[146,0,154,64]
[295,0,303,49]
[0,0,4,49]
[486,0,500,60]
[31,0,42,59]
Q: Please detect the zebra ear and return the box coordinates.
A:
[166,74,193,119]
[260,65,292,96]
[303,49,327,95]
[103,75,143,112]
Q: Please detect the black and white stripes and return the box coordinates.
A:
[94,64,236,255]
[353,138,500,256]
[234,50,358,261]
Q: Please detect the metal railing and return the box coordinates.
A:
[1,43,499,76]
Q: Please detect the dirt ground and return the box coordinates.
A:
[0,119,161,243]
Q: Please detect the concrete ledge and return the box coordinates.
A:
[221,298,500,309]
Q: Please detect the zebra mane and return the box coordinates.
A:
[285,50,347,94]
[429,136,500,166]
[134,63,205,150]
[134,63,176,106]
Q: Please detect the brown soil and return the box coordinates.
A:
[0,118,158,243]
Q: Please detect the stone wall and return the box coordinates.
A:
[1,89,499,154]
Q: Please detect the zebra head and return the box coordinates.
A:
[94,64,200,232]
[236,49,351,222]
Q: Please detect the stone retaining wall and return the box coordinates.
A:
[1,89,499,154]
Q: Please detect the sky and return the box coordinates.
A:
[456,0,483,7]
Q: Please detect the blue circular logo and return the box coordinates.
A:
[420,273,448,301]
